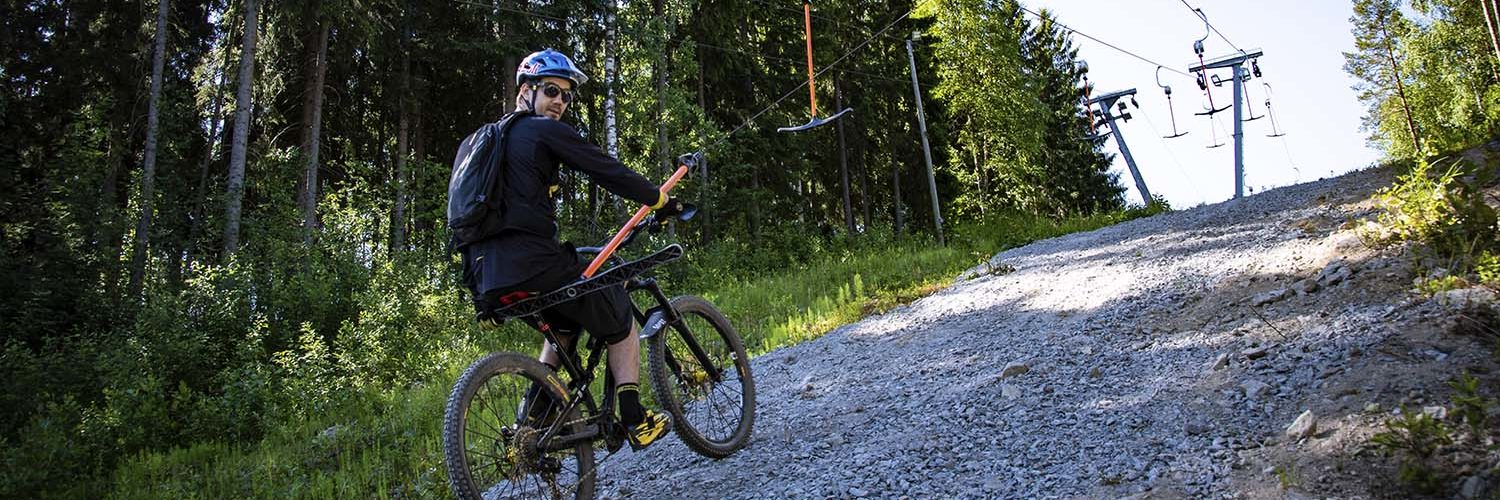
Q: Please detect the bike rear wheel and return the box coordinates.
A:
[646,295,756,458]
[444,352,596,499]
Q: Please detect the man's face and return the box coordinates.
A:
[526,76,574,120]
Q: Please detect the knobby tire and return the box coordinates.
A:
[444,352,596,499]
[646,295,756,458]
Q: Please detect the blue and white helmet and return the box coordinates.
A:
[516,48,589,87]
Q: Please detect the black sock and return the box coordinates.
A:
[524,363,559,421]
[616,383,644,426]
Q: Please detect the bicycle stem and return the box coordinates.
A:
[581,163,690,278]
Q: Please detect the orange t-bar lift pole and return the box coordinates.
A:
[803,0,818,117]
[581,164,690,278]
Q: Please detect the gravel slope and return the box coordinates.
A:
[590,163,1499,499]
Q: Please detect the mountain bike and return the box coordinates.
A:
[443,154,756,499]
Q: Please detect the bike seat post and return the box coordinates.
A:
[538,320,583,383]
[601,356,616,416]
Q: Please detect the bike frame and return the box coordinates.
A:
[529,273,725,453]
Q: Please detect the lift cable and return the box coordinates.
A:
[1015,5,1194,79]
[1176,0,1242,53]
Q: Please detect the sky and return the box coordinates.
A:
[1024,0,1384,208]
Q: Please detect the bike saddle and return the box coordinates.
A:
[486,245,685,322]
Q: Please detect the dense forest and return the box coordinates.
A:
[1,0,1124,494]
[4,0,1496,495]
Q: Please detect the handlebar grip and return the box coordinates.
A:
[676,152,703,171]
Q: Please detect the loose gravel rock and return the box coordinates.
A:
[1285,410,1317,439]
[589,165,1485,498]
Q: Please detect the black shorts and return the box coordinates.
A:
[484,256,635,345]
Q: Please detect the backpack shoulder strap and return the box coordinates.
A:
[479,111,531,207]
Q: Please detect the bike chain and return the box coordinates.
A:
[520,412,624,499]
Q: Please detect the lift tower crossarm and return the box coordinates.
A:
[1187,49,1263,73]
[1086,88,1152,205]
[1085,88,1139,106]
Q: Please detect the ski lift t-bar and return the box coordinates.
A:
[1156,66,1188,139]
[778,0,853,133]
[582,159,694,278]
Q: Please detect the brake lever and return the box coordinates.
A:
[676,203,699,222]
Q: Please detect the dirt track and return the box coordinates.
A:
[595,162,1500,499]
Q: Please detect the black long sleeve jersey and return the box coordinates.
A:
[464,114,666,293]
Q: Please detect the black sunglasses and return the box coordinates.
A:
[537,83,575,103]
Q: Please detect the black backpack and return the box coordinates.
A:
[447,112,527,249]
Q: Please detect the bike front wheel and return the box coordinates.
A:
[646,295,756,458]
[444,352,595,499]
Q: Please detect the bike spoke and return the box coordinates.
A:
[465,425,503,444]
[473,382,512,438]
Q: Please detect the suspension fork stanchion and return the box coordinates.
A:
[645,280,725,384]
[640,279,687,380]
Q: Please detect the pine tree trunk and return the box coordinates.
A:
[391,18,411,257]
[864,144,876,228]
[129,0,170,299]
[749,165,760,238]
[300,23,330,244]
[101,116,130,302]
[1481,0,1500,80]
[224,0,260,256]
[188,20,234,273]
[412,98,432,240]
[653,0,670,176]
[297,5,318,152]
[835,79,853,233]
[496,0,516,113]
[696,46,712,242]
[893,162,903,236]
[1382,26,1421,155]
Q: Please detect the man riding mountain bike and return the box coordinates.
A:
[459,48,687,450]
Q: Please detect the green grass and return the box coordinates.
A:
[106,207,1161,497]
[110,362,464,499]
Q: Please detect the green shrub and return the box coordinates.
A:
[1370,406,1454,493]
[1448,372,1494,438]
[1415,274,1469,296]
[1475,251,1500,288]
[1367,156,1500,275]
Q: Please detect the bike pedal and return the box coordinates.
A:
[604,422,626,453]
